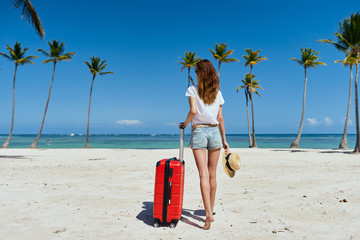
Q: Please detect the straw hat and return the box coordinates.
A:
[222,151,241,178]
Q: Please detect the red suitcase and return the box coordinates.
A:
[153,126,185,228]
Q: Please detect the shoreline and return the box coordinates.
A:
[0,148,359,239]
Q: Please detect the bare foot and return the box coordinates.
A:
[203,218,211,230]
[210,216,215,222]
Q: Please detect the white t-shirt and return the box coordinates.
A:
[185,86,225,125]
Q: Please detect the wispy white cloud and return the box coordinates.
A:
[116,120,143,126]
[307,118,319,126]
[341,117,353,125]
[322,117,334,126]
[307,117,334,127]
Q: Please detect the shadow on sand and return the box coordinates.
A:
[137,201,206,229]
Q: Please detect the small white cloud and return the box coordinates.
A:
[116,120,143,126]
[341,117,353,125]
[322,117,334,126]
[307,118,319,126]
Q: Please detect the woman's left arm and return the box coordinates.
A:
[179,97,197,129]
[217,105,229,153]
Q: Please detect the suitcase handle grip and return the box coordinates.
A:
[168,181,172,204]
[179,126,184,163]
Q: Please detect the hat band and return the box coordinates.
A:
[225,154,234,171]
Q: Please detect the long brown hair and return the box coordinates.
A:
[196,59,219,105]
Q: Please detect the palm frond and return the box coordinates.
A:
[37,49,50,57]
[13,0,45,38]
[99,71,114,75]
[0,52,12,61]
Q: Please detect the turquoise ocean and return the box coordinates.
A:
[0,134,356,149]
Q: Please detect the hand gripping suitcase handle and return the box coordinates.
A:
[179,124,185,163]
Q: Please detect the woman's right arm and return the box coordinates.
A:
[179,97,197,129]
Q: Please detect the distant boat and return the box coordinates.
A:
[70,133,75,136]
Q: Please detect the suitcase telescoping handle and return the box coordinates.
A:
[179,123,185,163]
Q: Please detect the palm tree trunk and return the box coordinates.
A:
[291,68,307,148]
[187,67,195,87]
[30,62,56,148]
[339,64,353,149]
[250,90,257,148]
[354,63,360,153]
[85,75,96,148]
[249,66,257,148]
[218,61,221,81]
[245,91,252,147]
[2,65,18,148]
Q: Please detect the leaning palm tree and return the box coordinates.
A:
[84,57,113,148]
[209,43,239,80]
[12,0,45,38]
[0,42,36,148]
[319,13,360,153]
[177,51,201,87]
[30,40,75,148]
[335,53,358,149]
[290,48,326,148]
[243,49,267,147]
[237,73,263,148]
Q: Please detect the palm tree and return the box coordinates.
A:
[12,0,45,38]
[177,51,201,87]
[335,53,358,149]
[319,13,360,153]
[0,42,36,148]
[290,48,326,148]
[30,40,75,148]
[237,73,263,147]
[84,57,113,148]
[209,43,239,80]
[243,48,267,147]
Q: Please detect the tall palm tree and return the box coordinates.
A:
[0,42,36,148]
[12,0,45,38]
[243,48,267,147]
[209,43,239,80]
[84,57,113,148]
[290,48,326,148]
[30,40,75,148]
[319,13,360,153]
[237,73,263,148]
[177,51,201,87]
[335,53,358,149]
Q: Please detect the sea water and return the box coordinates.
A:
[0,134,356,149]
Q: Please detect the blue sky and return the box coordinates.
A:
[1,0,360,134]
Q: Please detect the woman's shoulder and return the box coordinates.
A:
[186,85,198,96]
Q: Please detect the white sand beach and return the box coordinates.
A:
[0,148,359,240]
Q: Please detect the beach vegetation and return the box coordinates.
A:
[0,42,37,148]
[319,12,360,153]
[30,40,75,148]
[12,0,45,38]
[177,51,201,87]
[237,73,263,147]
[290,48,326,148]
[84,57,113,148]
[209,43,239,81]
[242,49,267,148]
[334,52,358,149]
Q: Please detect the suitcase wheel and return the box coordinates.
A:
[153,218,160,228]
[170,220,179,228]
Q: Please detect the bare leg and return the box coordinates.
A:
[208,148,221,222]
[193,149,212,230]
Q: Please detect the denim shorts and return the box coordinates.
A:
[190,126,222,150]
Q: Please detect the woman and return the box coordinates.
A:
[179,59,229,230]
